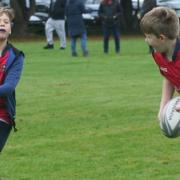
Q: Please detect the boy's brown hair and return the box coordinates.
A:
[0,7,14,22]
[140,7,179,39]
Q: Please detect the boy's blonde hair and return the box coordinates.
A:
[0,7,14,21]
[140,7,179,39]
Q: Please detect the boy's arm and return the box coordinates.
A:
[158,78,174,120]
[0,55,24,97]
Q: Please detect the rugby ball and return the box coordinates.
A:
[160,96,180,138]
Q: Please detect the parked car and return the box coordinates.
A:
[83,0,144,24]
[156,0,180,18]
[83,0,101,26]
[30,0,100,28]
[29,0,146,33]
[0,0,10,7]
[29,0,50,27]
[132,0,144,15]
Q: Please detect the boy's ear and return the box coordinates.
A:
[159,34,166,40]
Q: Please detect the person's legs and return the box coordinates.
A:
[80,32,88,56]
[44,18,54,49]
[103,25,110,53]
[0,121,12,152]
[54,20,66,49]
[112,25,120,53]
[71,36,77,56]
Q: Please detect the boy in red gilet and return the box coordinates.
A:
[140,7,180,120]
[0,8,24,152]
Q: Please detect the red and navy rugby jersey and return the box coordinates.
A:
[152,38,180,93]
[0,51,11,124]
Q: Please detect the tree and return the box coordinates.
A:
[10,0,36,37]
[121,0,134,33]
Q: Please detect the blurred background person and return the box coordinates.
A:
[65,0,88,57]
[44,0,66,50]
[137,0,156,19]
[99,0,122,54]
[137,0,156,53]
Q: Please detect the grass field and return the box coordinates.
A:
[0,36,180,180]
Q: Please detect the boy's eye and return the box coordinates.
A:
[0,19,10,24]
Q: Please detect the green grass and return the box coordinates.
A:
[0,37,180,180]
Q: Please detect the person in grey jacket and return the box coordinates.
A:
[44,0,67,50]
[65,0,88,57]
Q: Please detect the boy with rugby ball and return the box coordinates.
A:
[140,7,180,120]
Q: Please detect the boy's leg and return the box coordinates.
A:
[0,121,12,152]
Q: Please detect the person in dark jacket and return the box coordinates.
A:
[0,7,24,152]
[99,0,121,54]
[65,0,88,57]
[44,0,66,50]
[138,0,156,19]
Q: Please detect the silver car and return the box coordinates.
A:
[156,0,180,18]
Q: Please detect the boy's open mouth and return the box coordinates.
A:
[0,29,6,32]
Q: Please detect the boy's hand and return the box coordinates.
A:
[175,106,180,112]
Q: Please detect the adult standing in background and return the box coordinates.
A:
[98,0,121,54]
[44,0,66,50]
[137,0,156,19]
[65,0,88,57]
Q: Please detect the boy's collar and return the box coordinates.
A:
[1,42,11,57]
[172,38,180,60]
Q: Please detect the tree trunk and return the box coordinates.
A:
[10,0,35,37]
[121,0,133,33]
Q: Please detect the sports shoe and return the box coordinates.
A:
[72,52,78,57]
[60,47,66,50]
[83,51,88,57]
[43,44,54,49]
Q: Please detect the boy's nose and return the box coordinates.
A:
[0,22,5,26]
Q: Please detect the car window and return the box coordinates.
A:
[36,0,51,4]
[157,0,180,4]
[157,0,180,3]
[1,0,10,5]
[156,0,180,18]
[86,0,101,4]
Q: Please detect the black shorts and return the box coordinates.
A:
[0,121,12,152]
